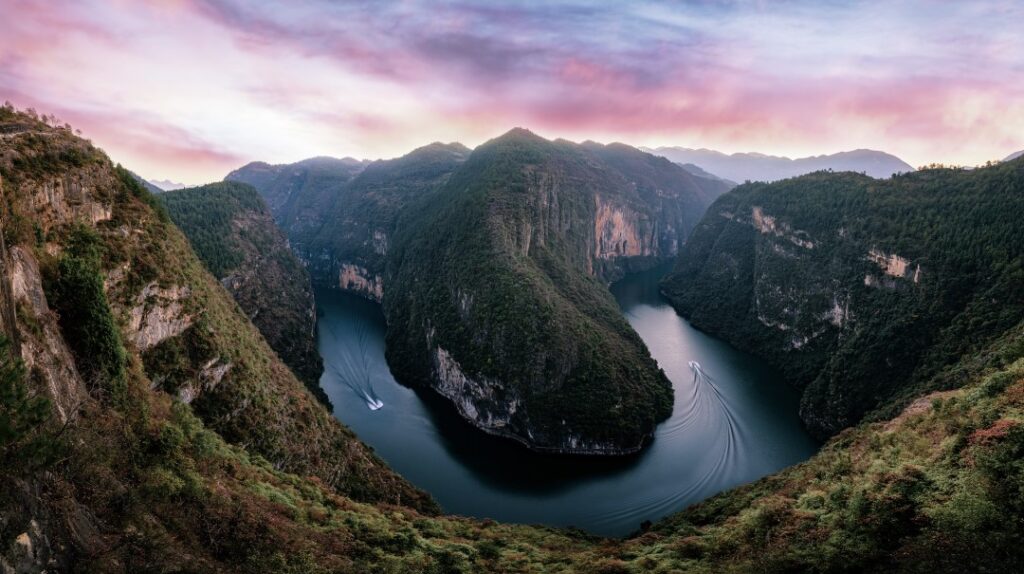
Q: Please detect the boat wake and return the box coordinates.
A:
[323,320,384,411]
[586,360,746,530]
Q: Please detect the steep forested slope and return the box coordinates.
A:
[230,131,727,453]
[301,142,471,299]
[3,106,1024,573]
[159,182,327,403]
[0,106,433,537]
[225,156,369,239]
[381,130,721,453]
[662,163,1024,438]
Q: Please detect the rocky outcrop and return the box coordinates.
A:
[127,282,192,351]
[338,263,383,302]
[8,246,87,421]
[593,197,655,260]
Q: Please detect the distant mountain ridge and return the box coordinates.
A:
[149,178,188,191]
[1005,150,1024,162]
[643,146,914,182]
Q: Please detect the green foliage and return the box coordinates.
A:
[47,225,127,401]
[115,163,169,222]
[664,162,1024,437]
[159,181,268,278]
[159,182,329,403]
[384,130,683,451]
[0,335,58,470]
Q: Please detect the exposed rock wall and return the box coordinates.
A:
[8,246,87,421]
[338,263,384,302]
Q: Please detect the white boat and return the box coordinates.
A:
[688,360,701,372]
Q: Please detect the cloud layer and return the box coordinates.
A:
[2,0,1022,183]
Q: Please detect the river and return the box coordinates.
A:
[316,265,818,536]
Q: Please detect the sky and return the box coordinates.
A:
[2,0,1022,185]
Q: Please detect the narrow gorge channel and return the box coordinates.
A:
[316,265,819,536]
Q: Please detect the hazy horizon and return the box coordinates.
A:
[3,0,1022,184]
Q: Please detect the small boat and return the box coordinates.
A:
[688,360,701,372]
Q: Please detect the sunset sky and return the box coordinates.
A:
[2,0,1022,184]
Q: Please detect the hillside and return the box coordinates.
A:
[301,142,472,298]
[661,162,1024,438]
[159,182,327,404]
[2,106,1024,572]
[0,106,434,566]
[644,146,914,182]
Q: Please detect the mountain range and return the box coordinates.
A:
[643,146,915,182]
[2,103,1024,572]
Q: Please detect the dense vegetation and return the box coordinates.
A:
[4,106,1024,572]
[234,129,727,453]
[47,225,128,401]
[662,161,1024,438]
[160,182,327,401]
[383,131,692,452]
[0,108,434,560]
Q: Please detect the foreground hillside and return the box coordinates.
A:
[232,129,730,453]
[159,182,327,404]
[3,107,1023,572]
[662,163,1024,438]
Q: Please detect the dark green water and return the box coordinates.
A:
[316,266,818,536]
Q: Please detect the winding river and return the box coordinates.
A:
[316,265,818,536]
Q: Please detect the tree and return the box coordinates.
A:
[0,334,56,469]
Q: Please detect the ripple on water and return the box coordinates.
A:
[316,266,819,536]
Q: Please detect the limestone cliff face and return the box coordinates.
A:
[593,196,656,261]
[338,263,384,302]
[663,167,1024,439]
[7,246,88,422]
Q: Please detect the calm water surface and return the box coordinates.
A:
[316,266,818,536]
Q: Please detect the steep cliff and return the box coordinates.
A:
[662,163,1024,438]
[159,182,327,404]
[302,142,471,297]
[381,129,724,453]
[0,109,432,522]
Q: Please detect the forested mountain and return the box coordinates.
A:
[662,160,1024,438]
[644,146,914,182]
[235,129,729,453]
[226,156,370,235]
[3,106,1024,572]
[159,182,327,403]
